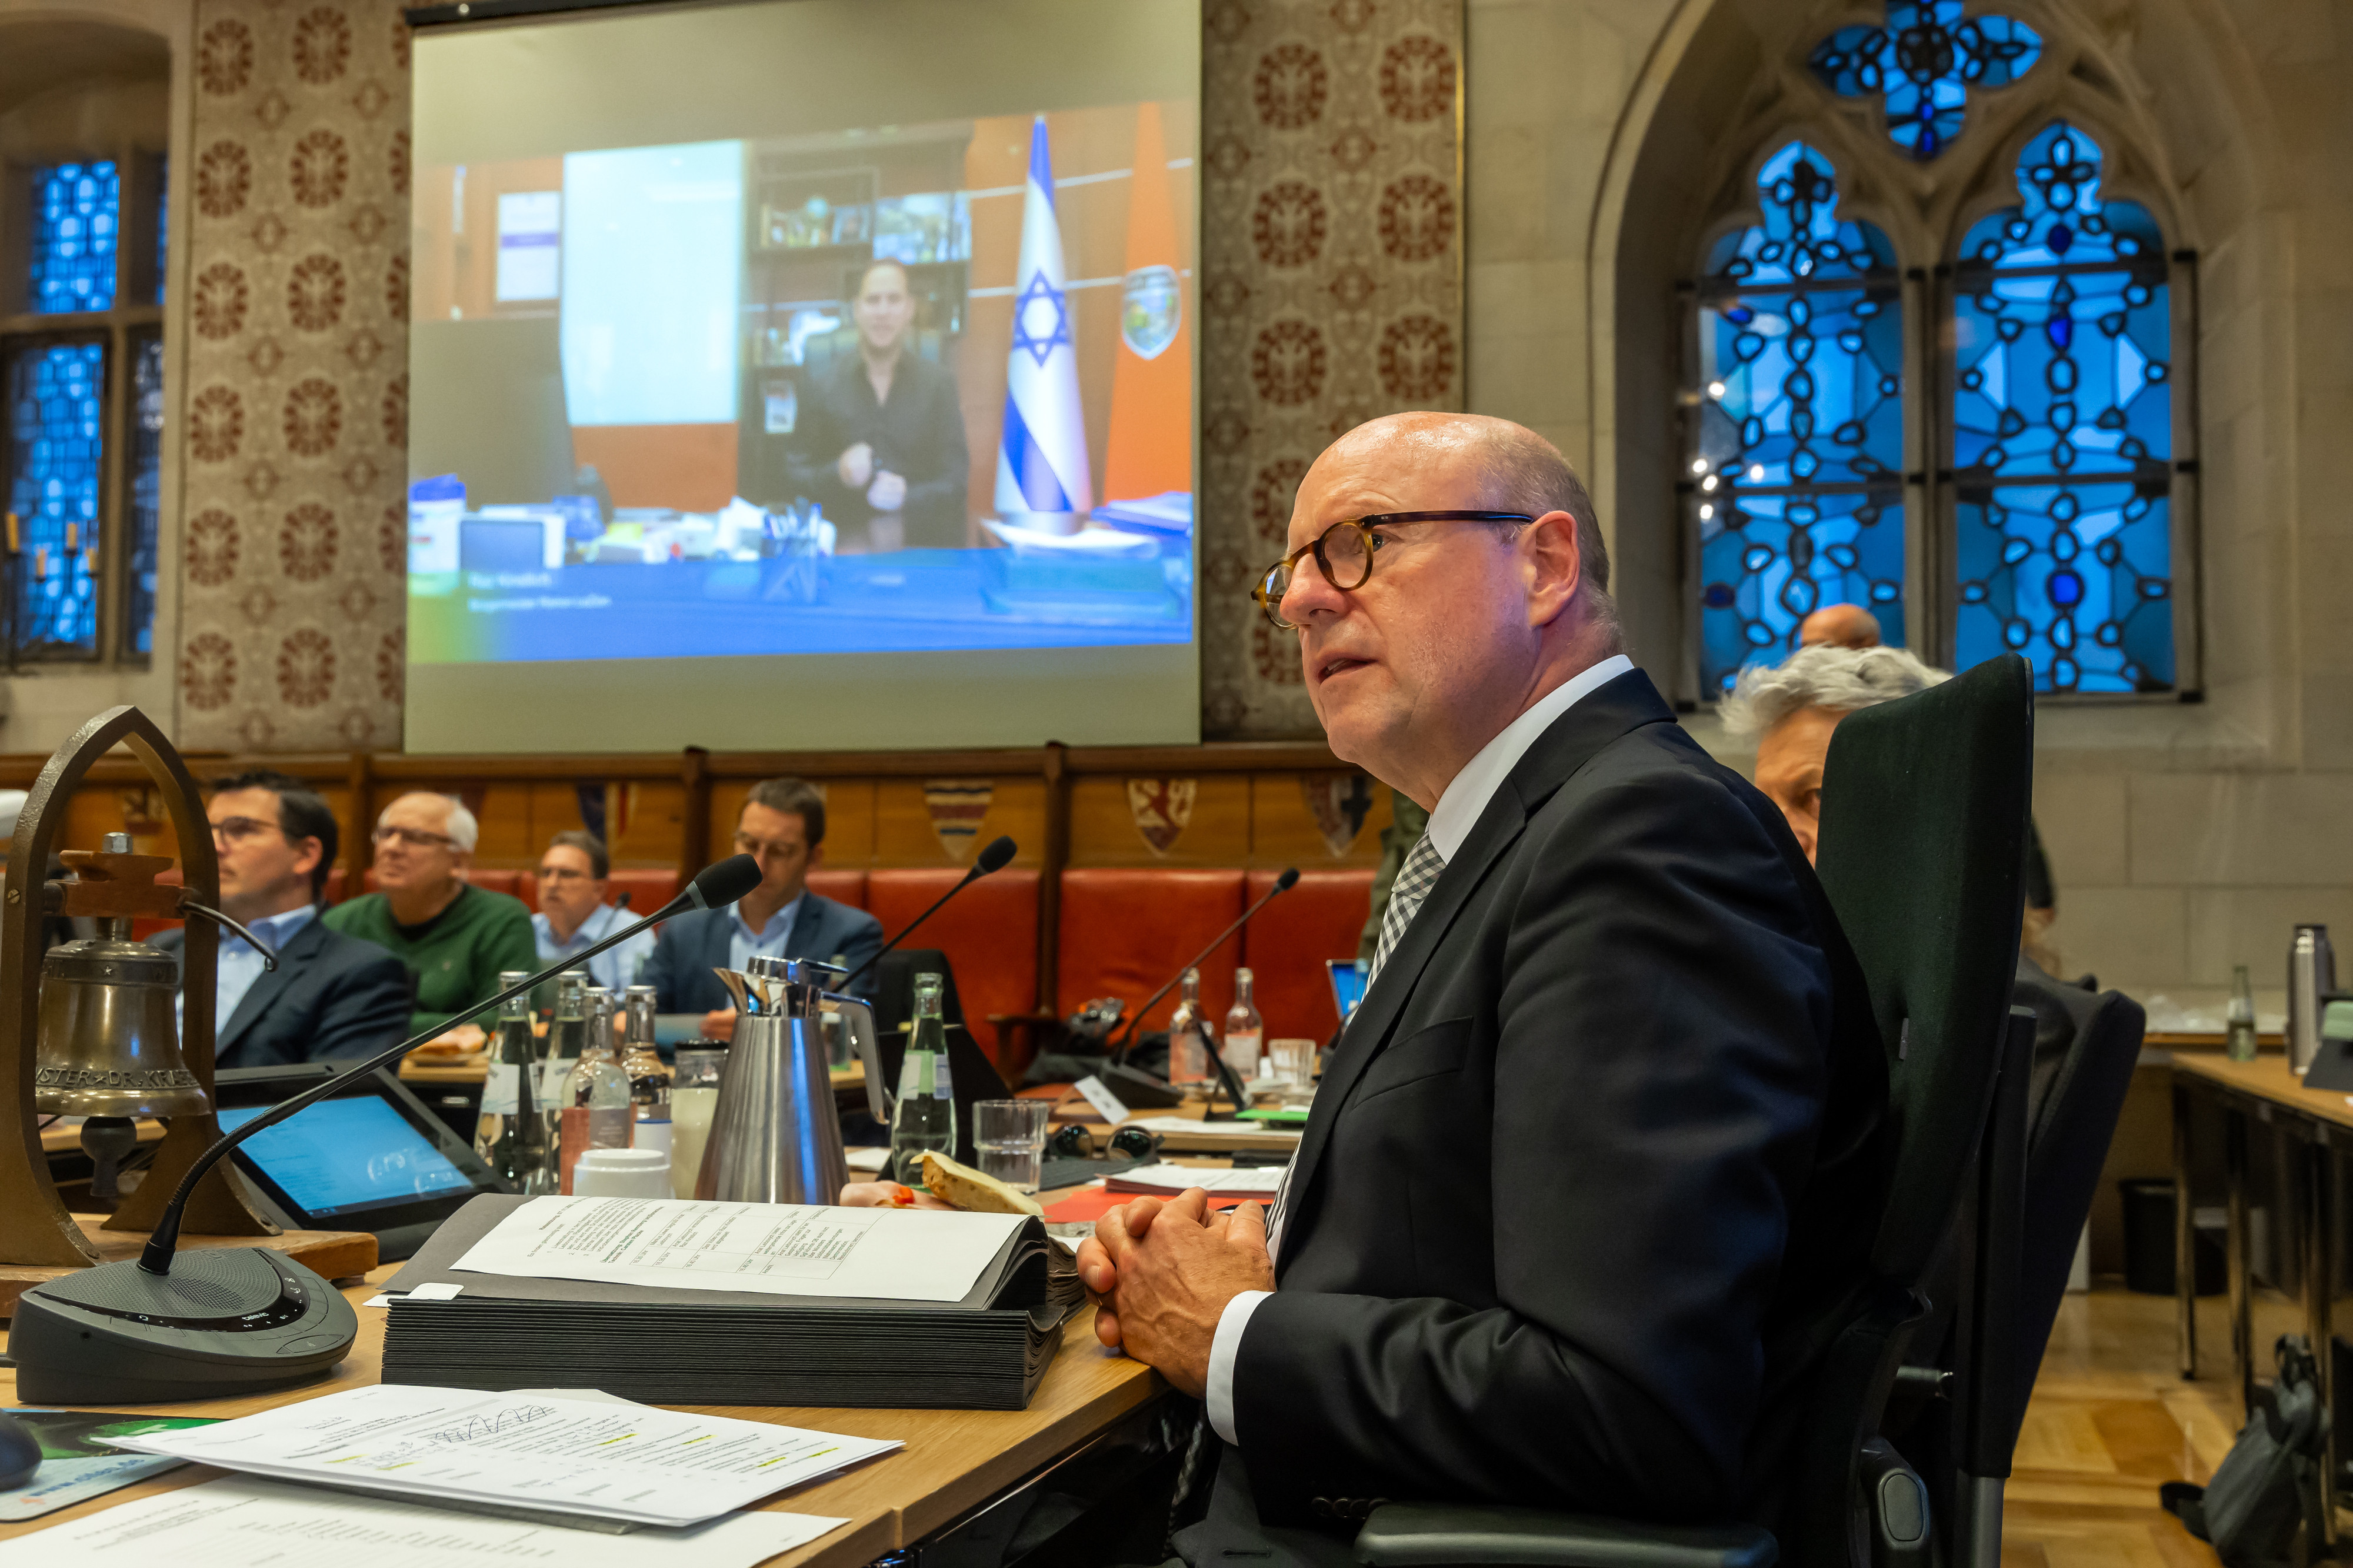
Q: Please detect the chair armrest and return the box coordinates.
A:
[1355,1503,1777,1568]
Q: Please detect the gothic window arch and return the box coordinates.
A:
[1682,5,2195,700]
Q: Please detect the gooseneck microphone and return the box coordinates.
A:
[138,852,762,1276]
[1111,866,1300,1063]
[839,835,1017,992]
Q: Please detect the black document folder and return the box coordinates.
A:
[380,1195,1083,1410]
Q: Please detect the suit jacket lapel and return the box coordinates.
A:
[218,914,324,1053]
[1277,669,1678,1269]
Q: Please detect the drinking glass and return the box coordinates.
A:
[1268,1038,1318,1100]
[974,1099,1052,1193]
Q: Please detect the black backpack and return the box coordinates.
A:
[2162,1335,2327,1567]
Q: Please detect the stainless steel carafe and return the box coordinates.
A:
[696,956,889,1204]
[2289,923,2337,1074]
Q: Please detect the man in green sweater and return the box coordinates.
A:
[324,791,541,1037]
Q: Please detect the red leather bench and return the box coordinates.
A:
[1241,867,1373,1042]
[1058,869,1246,1036]
[868,868,1041,1066]
[805,868,868,909]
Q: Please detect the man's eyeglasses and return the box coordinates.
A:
[372,825,459,851]
[734,833,805,859]
[210,816,282,847]
[536,865,592,883]
[1251,512,1535,630]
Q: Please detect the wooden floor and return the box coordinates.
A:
[2005,1286,2296,1567]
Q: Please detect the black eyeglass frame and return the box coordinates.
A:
[1249,511,1537,629]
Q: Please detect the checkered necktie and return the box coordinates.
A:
[1369,832,1446,985]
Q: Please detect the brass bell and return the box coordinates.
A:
[32,833,209,1199]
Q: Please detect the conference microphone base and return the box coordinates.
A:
[1099,1064,1188,1109]
[8,1247,358,1404]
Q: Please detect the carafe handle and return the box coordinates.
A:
[826,993,892,1125]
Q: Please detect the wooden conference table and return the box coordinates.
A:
[0,1248,1165,1563]
[2170,1050,2350,1547]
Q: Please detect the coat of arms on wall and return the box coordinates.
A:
[1127,778,1197,856]
[1301,772,1375,857]
[924,780,995,862]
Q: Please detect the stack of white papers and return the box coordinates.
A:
[103,1384,898,1529]
[4,1476,846,1565]
[1102,1163,1285,1200]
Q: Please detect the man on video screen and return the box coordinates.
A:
[786,258,971,549]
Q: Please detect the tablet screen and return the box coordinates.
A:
[216,1098,478,1221]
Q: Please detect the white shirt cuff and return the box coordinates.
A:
[1207,1289,1274,1446]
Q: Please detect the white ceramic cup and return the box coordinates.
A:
[573,1147,671,1198]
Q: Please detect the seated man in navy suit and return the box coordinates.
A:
[644,777,885,1033]
[158,770,411,1069]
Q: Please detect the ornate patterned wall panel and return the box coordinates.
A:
[1199,0,1463,739]
[175,0,409,750]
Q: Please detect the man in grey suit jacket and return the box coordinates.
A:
[644,778,885,1027]
[1078,415,1885,1559]
[158,771,411,1070]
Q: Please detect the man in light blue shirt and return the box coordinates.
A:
[531,830,656,995]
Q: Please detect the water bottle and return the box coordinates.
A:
[889,973,956,1182]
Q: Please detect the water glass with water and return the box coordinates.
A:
[1269,1038,1318,1101]
[974,1099,1051,1193]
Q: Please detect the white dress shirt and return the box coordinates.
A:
[728,895,804,976]
[1204,653,1637,1446]
[533,902,658,996]
[176,903,319,1049]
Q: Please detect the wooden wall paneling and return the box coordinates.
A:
[1065,776,1252,867]
[1248,773,1393,869]
[607,780,686,869]
[705,780,750,864]
[870,777,1049,868]
[679,748,712,887]
[464,784,537,868]
[819,780,878,868]
[344,750,373,892]
[519,782,592,868]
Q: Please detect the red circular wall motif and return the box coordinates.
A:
[198,21,254,96]
[286,253,346,332]
[1328,0,1377,32]
[277,629,336,708]
[181,632,238,710]
[392,16,412,71]
[292,8,352,84]
[192,263,249,340]
[189,387,245,463]
[389,131,411,196]
[1251,321,1328,406]
[385,254,410,320]
[1250,458,1310,546]
[1378,36,1454,121]
[1254,43,1328,129]
[186,509,241,586]
[1251,181,1328,268]
[1377,315,1456,401]
[1377,174,1454,262]
[376,630,405,702]
[283,378,343,457]
[1252,619,1306,685]
[279,502,339,582]
[195,140,251,218]
[382,373,408,448]
[289,129,350,209]
[379,504,405,573]
[1205,0,1252,45]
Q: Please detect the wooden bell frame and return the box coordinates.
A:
[0,706,275,1266]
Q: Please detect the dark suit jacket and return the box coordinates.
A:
[1192,670,1886,1564]
[156,915,413,1072]
[642,893,885,1013]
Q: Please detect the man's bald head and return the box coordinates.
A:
[1317,413,1617,636]
[1798,603,1881,650]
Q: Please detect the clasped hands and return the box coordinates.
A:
[836,442,908,512]
[1075,1190,1274,1399]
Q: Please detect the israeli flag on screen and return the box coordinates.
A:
[995,116,1094,523]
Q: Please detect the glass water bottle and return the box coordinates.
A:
[1166,968,1212,1086]
[889,972,956,1182]
[560,996,635,1195]
[1222,968,1265,1079]
[669,1026,725,1200]
[543,973,589,1105]
[476,969,558,1193]
[622,985,672,1119]
[2228,964,2259,1062]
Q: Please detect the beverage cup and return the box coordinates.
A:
[973,1099,1051,1193]
[1269,1037,1317,1093]
[573,1147,671,1198]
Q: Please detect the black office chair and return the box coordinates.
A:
[1355,653,2037,1568]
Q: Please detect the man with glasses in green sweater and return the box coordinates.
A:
[323,791,541,1037]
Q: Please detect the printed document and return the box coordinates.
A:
[0,1475,846,1566]
[1105,1163,1285,1198]
[452,1195,1025,1303]
[100,1384,898,1529]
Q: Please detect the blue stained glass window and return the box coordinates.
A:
[3,342,106,656]
[154,156,168,305]
[28,162,120,315]
[1810,1,2041,161]
[124,334,163,658]
[1694,142,1905,695]
[1952,121,2174,693]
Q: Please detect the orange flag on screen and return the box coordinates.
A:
[1101,102,1192,504]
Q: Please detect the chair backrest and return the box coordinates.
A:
[1787,653,2034,1566]
[1815,652,2034,1286]
[2009,985,2144,1425]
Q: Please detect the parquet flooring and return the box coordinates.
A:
[2004,1287,2307,1567]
